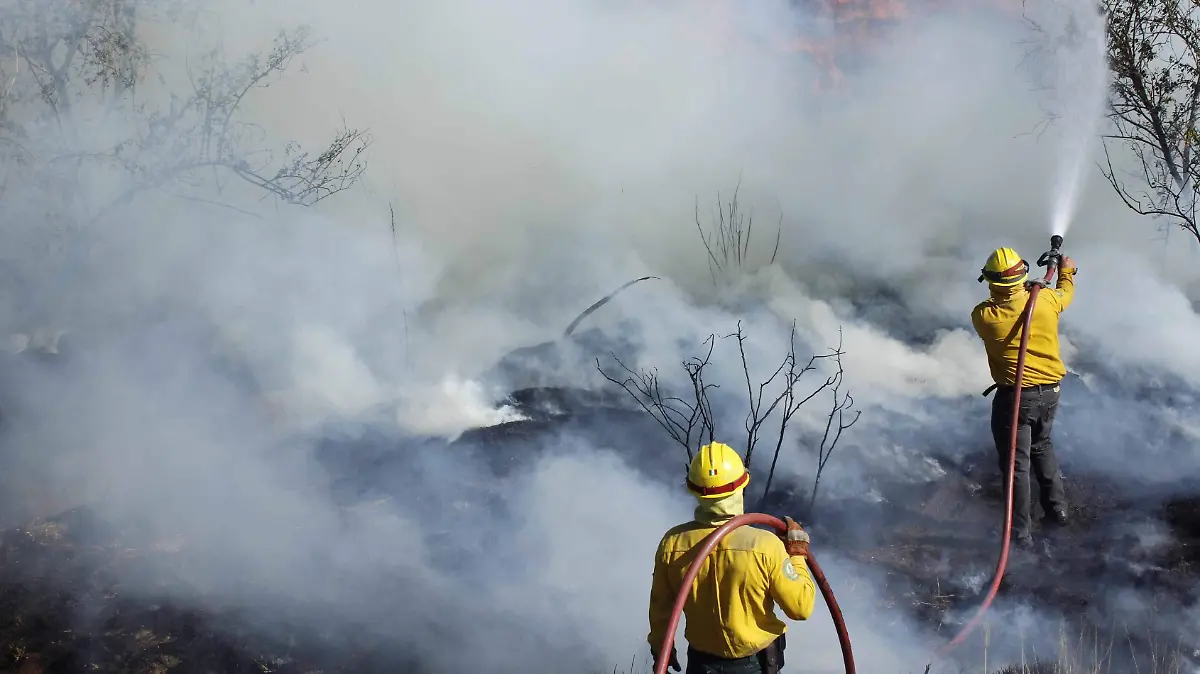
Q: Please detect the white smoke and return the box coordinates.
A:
[1,0,1197,672]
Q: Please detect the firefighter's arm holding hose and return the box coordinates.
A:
[769,516,817,620]
[1052,256,1077,308]
[1025,255,1076,308]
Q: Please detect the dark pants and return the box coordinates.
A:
[686,636,785,674]
[990,382,1067,541]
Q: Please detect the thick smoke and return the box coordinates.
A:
[2,0,1199,672]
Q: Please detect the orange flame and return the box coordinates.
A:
[699,0,1026,91]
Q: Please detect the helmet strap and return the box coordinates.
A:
[980,259,1028,284]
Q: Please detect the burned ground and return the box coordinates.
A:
[1,344,1198,673]
[0,507,437,674]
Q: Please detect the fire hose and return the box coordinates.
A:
[652,513,856,674]
[931,234,1066,658]
[651,236,1067,674]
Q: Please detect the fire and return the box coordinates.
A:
[828,0,909,21]
[706,0,1028,91]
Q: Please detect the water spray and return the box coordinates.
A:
[1042,1,1109,238]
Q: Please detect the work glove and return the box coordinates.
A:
[651,645,681,672]
[779,516,810,557]
[1025,278,1050,290]
[1059,255,1077,274]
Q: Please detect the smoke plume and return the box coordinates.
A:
[2,0,1198,672]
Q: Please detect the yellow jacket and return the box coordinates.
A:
[647,497,817,659]
[971,268,1076,387]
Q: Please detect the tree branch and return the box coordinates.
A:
[806,328,862,517]
[1101,0,1200,244]
[0,3,372,228]
[595,337,719,462]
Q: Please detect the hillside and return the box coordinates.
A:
[1,344,1198,673]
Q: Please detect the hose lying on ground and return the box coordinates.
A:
[932,254,1060,661]
[653,513,856,674]
[562,276,660,337]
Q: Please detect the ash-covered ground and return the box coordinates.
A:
[1,333,1197,674]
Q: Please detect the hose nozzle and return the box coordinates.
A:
[1038,235,1065,268]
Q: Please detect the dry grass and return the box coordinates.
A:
[608,622,1195,674]
[959,621,1193,674]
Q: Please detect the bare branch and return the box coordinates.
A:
[727,320,790,473]
[682,337,720,456]
[231,125,372,206]
[770,210,782,266]
[0,4,372,228]
[758,323,843,510]
[807,328,862,517]
[695,194,725,285]
[595,338,719,462]
[692,180,786,290]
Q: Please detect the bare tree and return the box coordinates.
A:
[694,177,783,289]
[596,320,859,509]
[0,0,370,227]
[1100,0,1200,244]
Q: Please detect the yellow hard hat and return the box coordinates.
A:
[977,247,1028,286]
[687,441,750,498]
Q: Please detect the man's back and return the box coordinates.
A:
[969,252,1077,546]
[971,269,1076,386]
[647,520,815,660]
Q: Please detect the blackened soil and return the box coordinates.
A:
[1,386,1198,673]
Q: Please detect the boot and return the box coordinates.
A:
[1007,531,1038,568]
[1042,508,1069,527]
[1012,530,1034,549]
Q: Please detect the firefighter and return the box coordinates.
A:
[971,247,1077,549]
[647,442,816,674]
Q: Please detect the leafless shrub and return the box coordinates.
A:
[694,177,783,288]
[596,320,859,509]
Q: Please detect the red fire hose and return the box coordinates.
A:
[933,248,1062,659]
[652,513,856,674]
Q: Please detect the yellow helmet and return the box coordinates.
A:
[687,441,750,498]
[977,247,1028,287]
